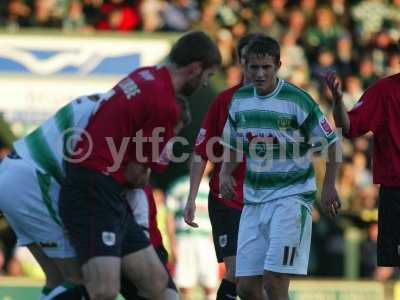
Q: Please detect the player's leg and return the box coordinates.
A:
[208,195,242,299]
[377,186,400,266]
[27,243,64,298]
[121,246,167,300]
[156,245,180,300]
[120,244,179,300]
[236,276,264,300]
[175,235,196,300]
[235,204,270,300]
[263,271,290,300]
[59,165,132,300]
[197,236,218,300]
[262,198,312,300]
[0,158,75,291]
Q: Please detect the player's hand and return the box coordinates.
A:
[124,162,150,188]
[322,71,343,102]
[184,199,198,228]
[219,172,237,200]
[321,184,341,219]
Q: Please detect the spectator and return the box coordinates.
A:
[63,0,87,31]
[342,75,363,109]
[96,0,140,31]
[335,34,358,77]
[286,8,306,42]
[351,0,390,43]
[305,6,345,59]
[6,0,31,28]
[337,162,357,211]
[352,151,373,187]
[279,31,308,80]
[140,0,164,32]
[29,0,62,28]
[161,0,200,32]
[358,55,379,88]
[250,7,283,40]
[225,64,241,88]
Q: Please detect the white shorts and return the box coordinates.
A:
[236,196,312,276]
[175,235,218,289]
[0,157,75,258]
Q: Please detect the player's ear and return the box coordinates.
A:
[276,60,282,71]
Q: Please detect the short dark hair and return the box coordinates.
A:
[236,33,265,60]
[169,31,222,69]
[244,36,281,65]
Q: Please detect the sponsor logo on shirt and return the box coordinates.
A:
[102,231,116,246]
[195,128,206,146]
[139,70,155,81]
[319,117,333,136]
[119,78,141,99]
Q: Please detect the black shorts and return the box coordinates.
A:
[208,193,242,263]
[59,164,150,264]
[377,186,400,266]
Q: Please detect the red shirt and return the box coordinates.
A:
[194,84,245,210]
[75,66,180,184]
[346,73,400,187]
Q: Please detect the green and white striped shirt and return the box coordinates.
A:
[13,94,102,183]
[167,176,212,236]
[221,80,337,204]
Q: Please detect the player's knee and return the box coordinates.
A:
[264,272,289,293]
[223,256,237,282]
[150,268,168,294]
[236,280,258,299]
[140,266,168,297]
[224,265,236,282]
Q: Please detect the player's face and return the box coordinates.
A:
[246,54,280,96]
[181,66,217,96]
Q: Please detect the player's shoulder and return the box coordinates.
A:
[372,73,400,90]
[232,84,254,100]
[276,80,318,114]
[128,66,163,88]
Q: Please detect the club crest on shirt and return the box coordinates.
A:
[277,117,292,130]
[102,231,116,246]
[319,117,333,136]
[195,128,206,146]
[219,234,228,248]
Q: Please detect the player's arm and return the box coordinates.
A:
[184,97,220,227]
[124,161,150,188]
[220,148,240,199]
[184,154,207,227]
[165,194,178,266]
[321,142,341,219]
[323,71,350,135]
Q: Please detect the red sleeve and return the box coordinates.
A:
[347,84,385,138]
[194,95,222,159]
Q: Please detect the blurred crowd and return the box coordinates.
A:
[1,0,400,287]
